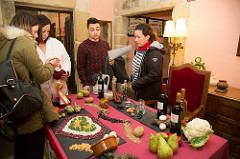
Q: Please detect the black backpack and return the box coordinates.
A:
[0,38,43,139]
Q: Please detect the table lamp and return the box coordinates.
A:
[163,19,187,66]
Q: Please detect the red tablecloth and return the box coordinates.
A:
[46,93,229,159]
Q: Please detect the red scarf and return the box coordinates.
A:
[138,41,151,51]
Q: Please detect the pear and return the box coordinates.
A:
[149,133,158,153]
[157,136,173,159]
[155,133,161,139]
[160,133,168,141]
[167,133,179,153]
[155,132,168,141]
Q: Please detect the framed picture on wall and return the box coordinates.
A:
[128,17,147,36]
[237,35,240,56]
[148,18,165,37]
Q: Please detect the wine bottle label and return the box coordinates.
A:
[98,84,102,90]
[157,102,163,110]
[171,113,179,123]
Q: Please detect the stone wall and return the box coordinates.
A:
[0,0,15,25]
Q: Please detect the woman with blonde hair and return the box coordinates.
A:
[0,12,59,158]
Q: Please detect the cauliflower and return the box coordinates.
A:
[184,118,212,140]
[183,118,214,149]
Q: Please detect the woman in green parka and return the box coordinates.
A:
[0,12,59,159]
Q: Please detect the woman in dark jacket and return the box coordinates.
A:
[129,23,165,103]
[0,12,59,159]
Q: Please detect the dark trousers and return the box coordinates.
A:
[14,127,45,159]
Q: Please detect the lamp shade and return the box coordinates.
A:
[163,21,175,37]
[175,19,187,37]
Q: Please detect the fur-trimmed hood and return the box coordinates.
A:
[0,26,34,41]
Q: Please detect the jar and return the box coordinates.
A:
[209,75,218,86]
[217,80,228,89]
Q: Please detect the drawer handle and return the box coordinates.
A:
[206,112,218,118]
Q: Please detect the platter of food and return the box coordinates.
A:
[55,114,107,139]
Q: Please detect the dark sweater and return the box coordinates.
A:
[77,39,109,86]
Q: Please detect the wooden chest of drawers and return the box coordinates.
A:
[205,86,240,159]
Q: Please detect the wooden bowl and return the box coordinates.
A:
[90,135,118,157]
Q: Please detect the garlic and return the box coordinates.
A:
[159,115,167,121]
[109,131,117,137]
[159,123,166,130]
[103,134,109,139]
[104,92,113,100]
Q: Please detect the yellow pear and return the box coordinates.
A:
[157,136,173,159]
[149,133,158,153]
[167,133,179,153]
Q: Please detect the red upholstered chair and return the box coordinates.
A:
[167,63,211,121]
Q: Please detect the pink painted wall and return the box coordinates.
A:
[90,0,115,21]
[89,0,115,48]
[185,0,240,89]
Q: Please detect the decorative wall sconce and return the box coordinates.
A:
[163,19,187,66]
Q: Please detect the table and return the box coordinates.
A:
[45,93,229,159]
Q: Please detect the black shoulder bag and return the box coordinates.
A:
[0,38,42,125]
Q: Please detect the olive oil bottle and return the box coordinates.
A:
[180,88,188,119]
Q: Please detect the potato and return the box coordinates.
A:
[85,97,94,103]
[133,126,144,137]
[126,108,132,113]
[61,113,66,117]
[129,108,134,113]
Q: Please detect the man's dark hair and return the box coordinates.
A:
[36,14,51,43]
[135,23,158,43]
[87,17,100,28]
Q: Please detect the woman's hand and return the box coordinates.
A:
[128,83,134,93]
[108,58,115,66]
[83,85,90,92]
[60,72,68,81]
[47,57,60,68]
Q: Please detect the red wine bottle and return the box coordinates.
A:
[98,72,104,98]
[170,92,183,136]
[156,84,168,118]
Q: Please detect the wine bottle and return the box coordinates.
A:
[156,84,168,118]
[180,88,188,119]
[98,72,104,98]
[170,92,183,136]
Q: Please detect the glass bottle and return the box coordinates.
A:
[98,72,104,98]
[122,80,128,101]
[180,88,188,119]
[112,76,117,91]
[156,84,168,119]
[170,92,183,136]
